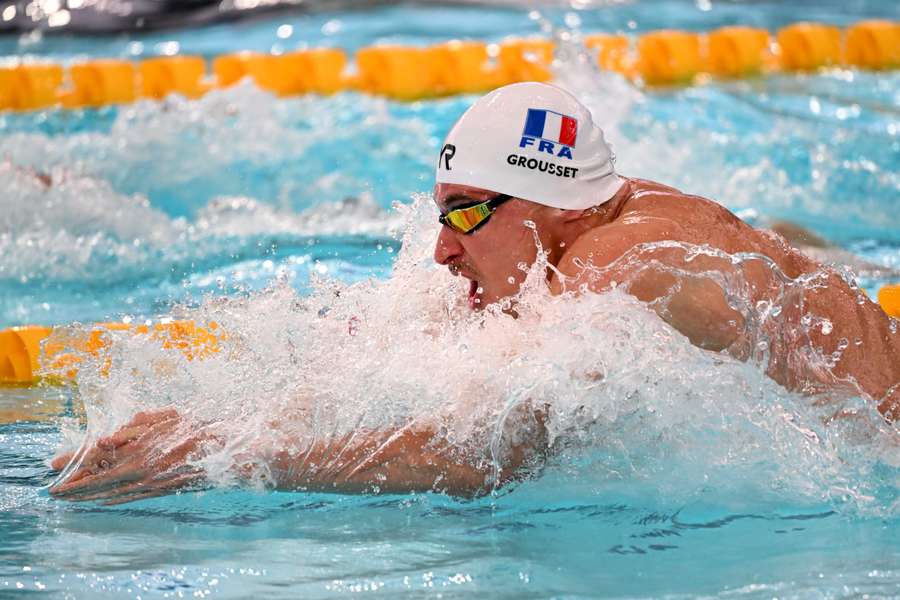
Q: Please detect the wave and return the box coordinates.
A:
[0,160,400,286]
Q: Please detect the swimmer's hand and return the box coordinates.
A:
[48,409,214,505]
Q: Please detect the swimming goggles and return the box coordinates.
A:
[438,193,512,234]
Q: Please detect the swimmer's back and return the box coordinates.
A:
[590,177,900,412]
[615,178,816,279]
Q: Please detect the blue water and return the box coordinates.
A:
[2,2,900,598]
[2,0,898,60]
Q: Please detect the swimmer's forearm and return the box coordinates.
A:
[262,426,491,496]
[260,423,542,496]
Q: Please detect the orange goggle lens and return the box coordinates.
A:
[438,194,511,234]
[443,202,492,233]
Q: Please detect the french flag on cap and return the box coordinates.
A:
[523,108,578,147]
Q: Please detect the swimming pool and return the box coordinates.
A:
[2,1,900,598]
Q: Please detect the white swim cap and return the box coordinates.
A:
[436,82,623,210]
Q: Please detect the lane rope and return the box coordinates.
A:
[0,20,897,109]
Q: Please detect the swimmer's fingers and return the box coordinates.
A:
[49,469,138,499]
[97,409,180,450]
[129,408,180,427]
[51,432,210,500]
[50,408,180,475]
[49,452,146,498]
[96,424,151,451]
[108,469,205,505]
[50,451,75,471]
[51,445,116,486]
[74,470,204,505]
[58,471,199,504]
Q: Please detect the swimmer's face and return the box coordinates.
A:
[433,183,560,310]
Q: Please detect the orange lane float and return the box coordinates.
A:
[355,45,439,100]
[428,41,508,96]
[0,321,224,385]
[0,64,64,110]
[62,60,137,108]
[0,19,898,111]
[776,22,842,71]
[214,52,306,97]
[704,26,773,78]
[4,284,900,386]
[583,34,634,77]
[139,55,208,100]
[213,48,347,96]
[877,285,900,320]
[844,20,900,70]
[0,325,52,384]
[637,30,703,85]
[497,38,554,83]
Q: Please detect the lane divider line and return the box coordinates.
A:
[0,20,897,109]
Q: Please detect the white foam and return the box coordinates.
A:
[53,195,900,516]
[0,161,397,282]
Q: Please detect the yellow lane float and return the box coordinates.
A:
[705,26,773,78]
[776,22,842,71]
[0,19,897,111]
[845,20,900,70]
[62,60,137,108]
[140,56,209,100]
[0,321,224,385]
[878,285,900,319]
[583,34,633,77]
[0,64,64,110]
[637,30,703,85]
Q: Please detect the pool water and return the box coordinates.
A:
[2,2,900,598]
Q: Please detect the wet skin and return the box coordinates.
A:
[49,177,900,503]
[434,178,900,416]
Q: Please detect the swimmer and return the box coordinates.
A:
[49,82,900,504]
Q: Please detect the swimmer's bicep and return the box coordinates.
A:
[553,223,744,350]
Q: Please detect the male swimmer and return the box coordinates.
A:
[49,82,900,503]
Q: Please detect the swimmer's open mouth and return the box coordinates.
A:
[468,279,479,309]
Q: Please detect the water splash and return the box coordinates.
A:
[0,160,400,285]
[0,83,441,218]
[52,195,900,516]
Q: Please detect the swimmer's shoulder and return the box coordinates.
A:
[616,177,748,238]
[620,178,732,218]
[614,177,816,277]
[549,206,684,295]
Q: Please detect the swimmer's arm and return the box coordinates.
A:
[48,411,547,503]
[265,419,545,496]
[550,220,745,352]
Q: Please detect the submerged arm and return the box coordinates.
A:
[49,407,547,503]
[263,420,543,496]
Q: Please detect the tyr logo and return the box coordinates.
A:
[439,143,456,170]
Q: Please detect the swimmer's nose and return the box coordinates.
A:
[434,226,463,265]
